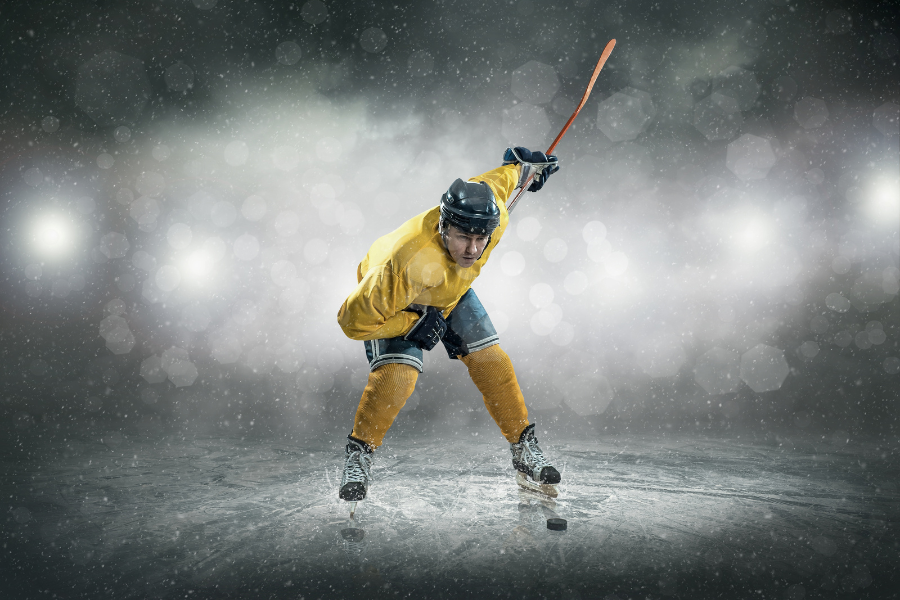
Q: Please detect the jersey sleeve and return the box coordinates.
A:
[469,164,520,207]
[336,263,422,341]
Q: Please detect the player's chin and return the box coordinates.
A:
[457,257,477,268]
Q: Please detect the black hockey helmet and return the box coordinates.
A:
[439,179,500,236]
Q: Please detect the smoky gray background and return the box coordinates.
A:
[0,0,898,444]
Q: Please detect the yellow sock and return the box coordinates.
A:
[460,344,530,443]
[350,363,418,450]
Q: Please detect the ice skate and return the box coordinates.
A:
[511,424,560,498]
[339,437,373,516]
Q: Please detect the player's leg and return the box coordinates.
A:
[339,337,422,501]
[459,344,529,443]
[350,362,419,450]
[445,289,561,488]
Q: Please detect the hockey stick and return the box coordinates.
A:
[507,39,616,214]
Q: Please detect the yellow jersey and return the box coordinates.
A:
[337,164,519,341]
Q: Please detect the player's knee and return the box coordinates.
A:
[371,363,418,397]
[462,344,509,369]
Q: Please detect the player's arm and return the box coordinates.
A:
[336,264,422,341]
[470,147,559,206]
[468,164,520,207]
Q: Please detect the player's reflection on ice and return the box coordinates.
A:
[339,519,385,588]
[337,489,566,573]
[340,521,366,562]
[501,490,567,565]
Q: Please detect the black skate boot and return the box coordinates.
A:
[340,436,373,503]
[511,424,560,497]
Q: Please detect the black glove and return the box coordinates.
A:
[404,306,447,351]
[502,146,560,192]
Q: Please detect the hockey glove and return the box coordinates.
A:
[404,306,447,351]
[502,146,560,192]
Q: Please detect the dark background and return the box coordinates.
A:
[0,0,898,447]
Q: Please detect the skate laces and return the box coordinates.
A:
[522,433,552,469]
[343,447,372,484]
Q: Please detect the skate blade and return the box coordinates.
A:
[348,501,358,519]
[516,472,559,498]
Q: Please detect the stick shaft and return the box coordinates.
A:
[507,39,616,214]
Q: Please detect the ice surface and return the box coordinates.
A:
[2,428,895,599]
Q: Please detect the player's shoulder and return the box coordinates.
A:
[368,207,442,273]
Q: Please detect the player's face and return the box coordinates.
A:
[444,225,489,268]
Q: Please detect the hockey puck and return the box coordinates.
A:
[546,518,567,531]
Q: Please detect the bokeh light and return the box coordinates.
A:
[30,214,74,258]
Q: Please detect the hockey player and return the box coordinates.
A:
[335,147,561,502]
